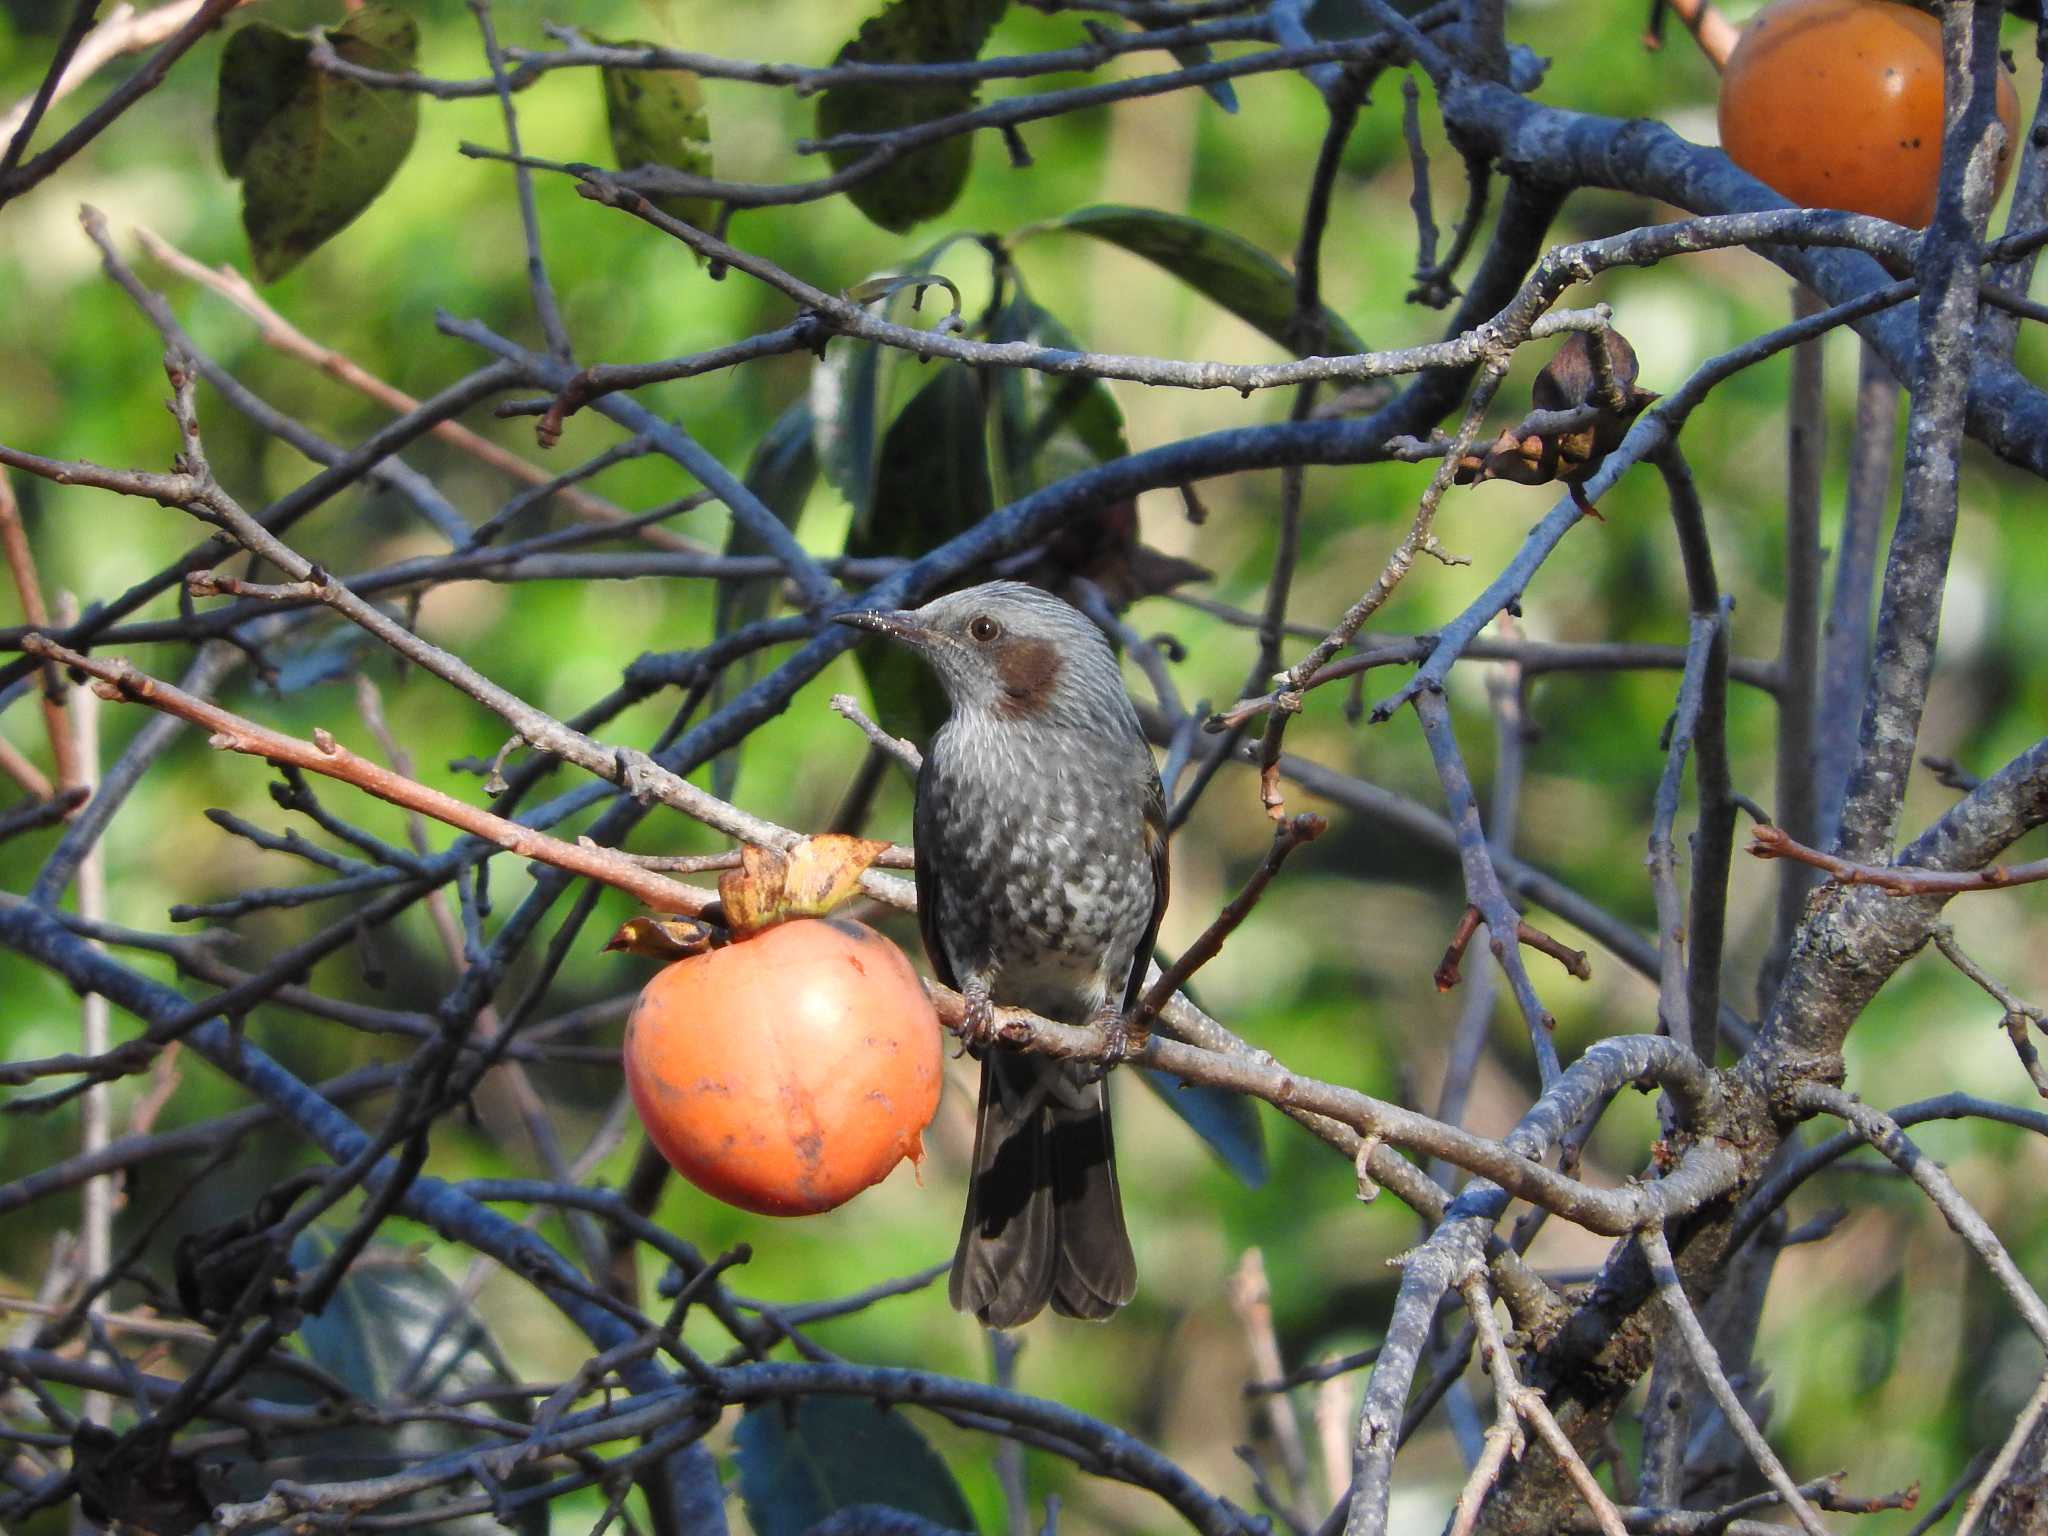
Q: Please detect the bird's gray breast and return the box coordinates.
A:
[920,715,1155,1022]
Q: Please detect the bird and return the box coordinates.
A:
[834,581,1166,1327]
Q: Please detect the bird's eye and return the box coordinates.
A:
[968,615,1002,643]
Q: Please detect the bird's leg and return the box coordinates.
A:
[1568,481,1606,521]
[1082,1004,1149,1081]
[957,977,997,1055]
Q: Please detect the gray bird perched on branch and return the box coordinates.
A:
[835,581,1166,1327]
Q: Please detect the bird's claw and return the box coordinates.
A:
[1081,1007,1145,1083]
[957,983,998,1055]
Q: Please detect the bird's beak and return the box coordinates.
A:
[832,608,932,647]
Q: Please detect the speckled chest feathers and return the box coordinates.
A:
[918,704,1158,1022]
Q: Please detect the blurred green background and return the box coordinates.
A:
[2,0,2047,1530]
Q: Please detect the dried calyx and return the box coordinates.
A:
[1454,329,1659,512]
[603,833,889,956]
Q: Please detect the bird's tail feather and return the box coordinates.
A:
[949,1051,1136,1328]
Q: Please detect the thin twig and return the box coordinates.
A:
[1933,925,2048,1096]
[21,641,718,917]
[1638,1225,1828,1536]
[1231,1249,1315,1530]
[828,693,923,775]
[1791,1083,2048,1350]
[133,226,690,549]
[1133,812,1324,1027]
[1748,824,2048,895]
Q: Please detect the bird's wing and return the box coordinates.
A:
[912,757,959,993]
[1120,766,1170,1015]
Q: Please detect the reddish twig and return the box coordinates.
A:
[1650,0,1739,67]
[0,736,54,802]
[1133,812,1325,1027]
[1748,823,2048,895]
[0,474,82,796]
[1435,904,1591,991]
[132,226,700,551]
[20,639,717,917]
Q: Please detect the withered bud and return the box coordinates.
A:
[1455,328,1659,509]
[1531,329,1642,413]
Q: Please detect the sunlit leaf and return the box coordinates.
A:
[216,5,420,282]
[600,36,716,240]
[605,914,719,959]
[734,1396,976,1536]
[718,835,891,933]
[1044,205,1367,357]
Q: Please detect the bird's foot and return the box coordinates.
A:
[1081,1006,1147,1083]
[1569,482,1606,521]
[956,979,997,1056]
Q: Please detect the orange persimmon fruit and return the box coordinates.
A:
[1717,0,2019,228]
[623,916,942,1216]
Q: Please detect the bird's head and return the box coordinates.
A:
[833,580,1136,732]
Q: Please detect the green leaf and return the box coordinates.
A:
[599,37,716,240]
[987,294,1130,504]
[215,5,420,282]
[845,362,993,738]
[1168,41,1239,112]
[207,1231,546,1536]
[815,0,1009,233]
[712,400,818,798]
[858,364,992,555]
[216,24,310,178]
[1043,205,1367,357]
[289,1229,522,1413]
[810,241,980,524]
[734,1397,977,1536]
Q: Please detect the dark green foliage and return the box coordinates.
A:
[215,5,419,282]
[815,0,1009,232]
[734,1396,977,1536]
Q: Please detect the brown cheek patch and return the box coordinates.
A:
[994,638,1062,718]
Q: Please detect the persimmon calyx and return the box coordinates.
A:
[717,834,891,936]
[603,914,722,961]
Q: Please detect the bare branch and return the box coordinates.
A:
[1748,823,2048,895]
[1638,1225,1828,1536]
